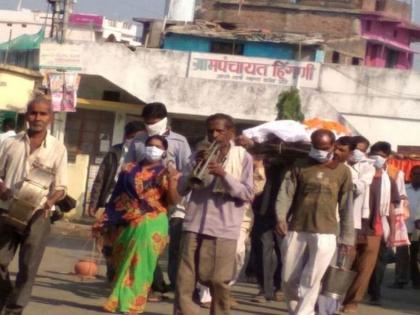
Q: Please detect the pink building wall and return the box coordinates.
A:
[362,18,414,69]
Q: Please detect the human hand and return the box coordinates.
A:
[43,200,54,218]
[208,161,226,177]
[275,221,288,236]
[235,135,254,149]
[88,206,98,218]
[167,162,181,182]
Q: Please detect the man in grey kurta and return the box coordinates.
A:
[174,113,254,315]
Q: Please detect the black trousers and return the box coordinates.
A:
[168,217,183,287]
[251,217,282,299]
[0,211,51,315]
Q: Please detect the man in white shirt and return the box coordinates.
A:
[0,97,68,315]
[0,118,16,145]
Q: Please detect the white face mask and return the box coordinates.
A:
[145,117,168,136]
[370,155,387,169]
[349,149,365,163]
[308,146,332,163]
[144,146,165,161]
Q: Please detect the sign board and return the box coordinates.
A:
[188,52,320,89]
[40,43,82,71]
[69,13,104,28]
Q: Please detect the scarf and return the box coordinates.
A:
[213,144,246,194]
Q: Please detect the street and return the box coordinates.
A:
[6,223,419,315]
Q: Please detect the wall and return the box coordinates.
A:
[53,42,420,149]
[164,34,304,60]
[0,69,37,111]
[197,2,359,38]
[243,42,296,59]
[164,34,211,52]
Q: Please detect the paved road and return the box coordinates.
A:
[9,230,420,315]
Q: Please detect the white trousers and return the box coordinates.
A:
[199,226,248,303]
[282,231,336,315]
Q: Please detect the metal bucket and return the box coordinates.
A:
[321,266,357,300]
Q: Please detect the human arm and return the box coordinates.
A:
[274,167,297,236]
[88,151,113,216]
[45,147,68,216]
[353,164,375,196]
[0,140,12,201]
[253,159,266,196]
[210,152,254,202]
[166,164,182,205]
[338,168,355,247]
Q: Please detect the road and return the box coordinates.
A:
[8,223,420,315]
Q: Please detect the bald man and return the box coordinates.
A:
[275,129,354,315]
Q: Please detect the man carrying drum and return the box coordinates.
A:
[0,96,68,315]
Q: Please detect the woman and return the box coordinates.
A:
[102,135,181,314]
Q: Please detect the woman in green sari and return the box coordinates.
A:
[102,135,180,314]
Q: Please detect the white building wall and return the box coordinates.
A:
[167,0,196,22]
[46,42,420,149]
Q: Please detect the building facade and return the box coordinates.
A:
[188,0,420,68]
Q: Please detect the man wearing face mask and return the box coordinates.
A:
[88,121,144,281]
[275,129,354,315]
[342,141,399,311]
[125,102,191,297]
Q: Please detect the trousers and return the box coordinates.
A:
[0,211,51,315]
[282,231,336,315]
[174,232,237,315]
[343,235,381,307]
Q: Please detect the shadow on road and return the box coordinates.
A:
[35,271,110,299]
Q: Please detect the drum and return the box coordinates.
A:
[1,162,54,232]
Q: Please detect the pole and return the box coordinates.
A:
[4,28,13,64]
[61,0,70,43]
[17,0,23,10]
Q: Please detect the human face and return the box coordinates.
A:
[25,102,52,132]
[411,168,420,189]
[356,142,369,153]
[207,119,232,145]
[144,117,162,125]
[334,144,351,163]
[312,134,334,152]
[147,138,165,150]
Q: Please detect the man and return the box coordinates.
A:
[318,136,375,315]
[0,118,16,144]
[125,102,191,295]
[275,129,354,315]
[175,113,254,315]
[88,121,144,281]
[343,141,399,311]
[0,97,68,315]
[249,157,283,304]
[405,166,420,289]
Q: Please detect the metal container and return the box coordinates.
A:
[321,265,357,300]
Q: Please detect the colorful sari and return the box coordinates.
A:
[102,161,169,314]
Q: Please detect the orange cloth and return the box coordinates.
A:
[388,159,420,182]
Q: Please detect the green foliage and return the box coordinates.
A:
[276,88,305,122]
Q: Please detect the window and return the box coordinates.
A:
[351,57,360,65]
[332,51,340,63]
[21,24,27,28]
[210,41,244,55]
[385,49,399,68]
[123,22,131,29]
[7,23,12,27]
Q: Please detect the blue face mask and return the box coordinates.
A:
[308,146,332,163]
[349,149,365,163]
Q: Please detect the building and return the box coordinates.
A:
[413,0,420,70]
[191,0,420,69]
[0,9,141,46]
